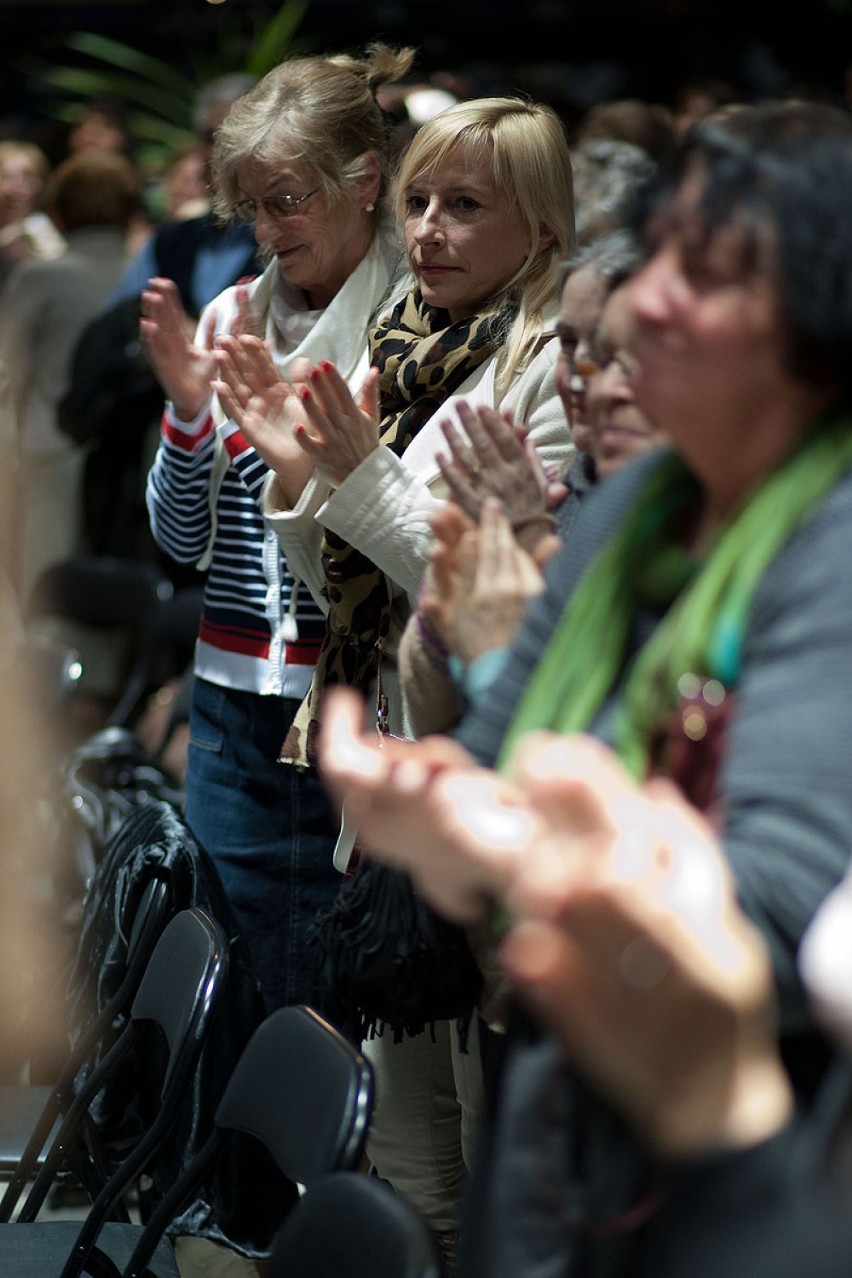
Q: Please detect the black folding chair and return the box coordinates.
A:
[0,871,172,1220]
[27,556,174,728]
[0,908,228,1278]
[119,1005,374,1278]
[269,1172,441,1278]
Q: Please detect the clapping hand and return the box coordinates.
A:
[422,498,553,664]
[290,360,382,488]
[436,402,567,552]
[141,278,257,423]
[213,335,315,504]
[499,733,791,1158]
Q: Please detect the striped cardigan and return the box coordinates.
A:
[148,410,325,699]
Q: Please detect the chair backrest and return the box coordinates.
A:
[26,555,174,727]
[119,1005,374,1278]
[269,1172,441,1278]
[215,1006,374,1187]
[18,909,228,1249]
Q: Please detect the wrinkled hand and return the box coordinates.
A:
[318,688,540,922]
[213,335,315,505]
[140,279,258,423]
[293,360,381,488]
[436,403,566,552]
[499,733,791,1158]
[423,498,547,663]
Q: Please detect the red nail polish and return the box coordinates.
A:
[299,386,313,403]
[320,360,334,372]
[310,366,322,383]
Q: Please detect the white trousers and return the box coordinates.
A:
[362,1017,484,1234]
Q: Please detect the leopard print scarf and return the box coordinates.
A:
[280,288,511,767]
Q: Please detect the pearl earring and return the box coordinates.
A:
[365,202,375,213]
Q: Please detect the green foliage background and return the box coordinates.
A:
[15,0,312,173]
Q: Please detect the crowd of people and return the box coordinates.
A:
[3,42,852,1278]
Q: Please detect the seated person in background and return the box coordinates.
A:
[110,74,261,319]
[573,96,677,164]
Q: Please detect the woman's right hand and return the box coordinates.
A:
[436,402,566,553]
[140,277,215,422]
[500,735,792,1159]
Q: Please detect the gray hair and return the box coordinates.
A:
[193,74,259,135]
[560,228,643,292]
[570,138,657,244]
[211,45,414,219]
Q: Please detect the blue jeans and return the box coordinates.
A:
[185,677,341,1012]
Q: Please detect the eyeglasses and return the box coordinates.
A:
[572,347,639,387]
[232,189,319,223]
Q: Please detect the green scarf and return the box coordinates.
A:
[500,417,852,780]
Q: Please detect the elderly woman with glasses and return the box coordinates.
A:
[141,45,413,1016]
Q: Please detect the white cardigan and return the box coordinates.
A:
[262,326,573,738]
[263,329,572,604]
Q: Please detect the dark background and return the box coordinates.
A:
[2,0,851,142]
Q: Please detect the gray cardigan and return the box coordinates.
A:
[457,448,852,1278]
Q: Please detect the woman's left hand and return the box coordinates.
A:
[293,360,381,488]
[437,402,565,552]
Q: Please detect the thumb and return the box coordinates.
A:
[358,367,381,423]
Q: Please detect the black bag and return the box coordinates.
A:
[308,857,483,1046]
[62,726,184,888]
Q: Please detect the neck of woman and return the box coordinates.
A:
[686,384,837,552]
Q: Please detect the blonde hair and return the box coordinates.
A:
[212,43,415,219]
[394,97,576,394]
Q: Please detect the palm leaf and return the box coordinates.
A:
[63,33,195,99]
[245,0,312,77]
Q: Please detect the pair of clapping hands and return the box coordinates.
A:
[319,696,793,1161]
[422,402,565,666]
[140,277,381,500]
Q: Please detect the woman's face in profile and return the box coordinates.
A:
[402,146,535,322]
[626,187,789,466]
[555,263,609,454]
[586,284,667,479]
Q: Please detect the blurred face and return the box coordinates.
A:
[628,187,794,485]
[0,153,42,222]
[236,156,376,309]
[555,263,609,453]
[586,284,667,479]
[166,151,207,215]
[403,146,533,321]
[68,111,126,156]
